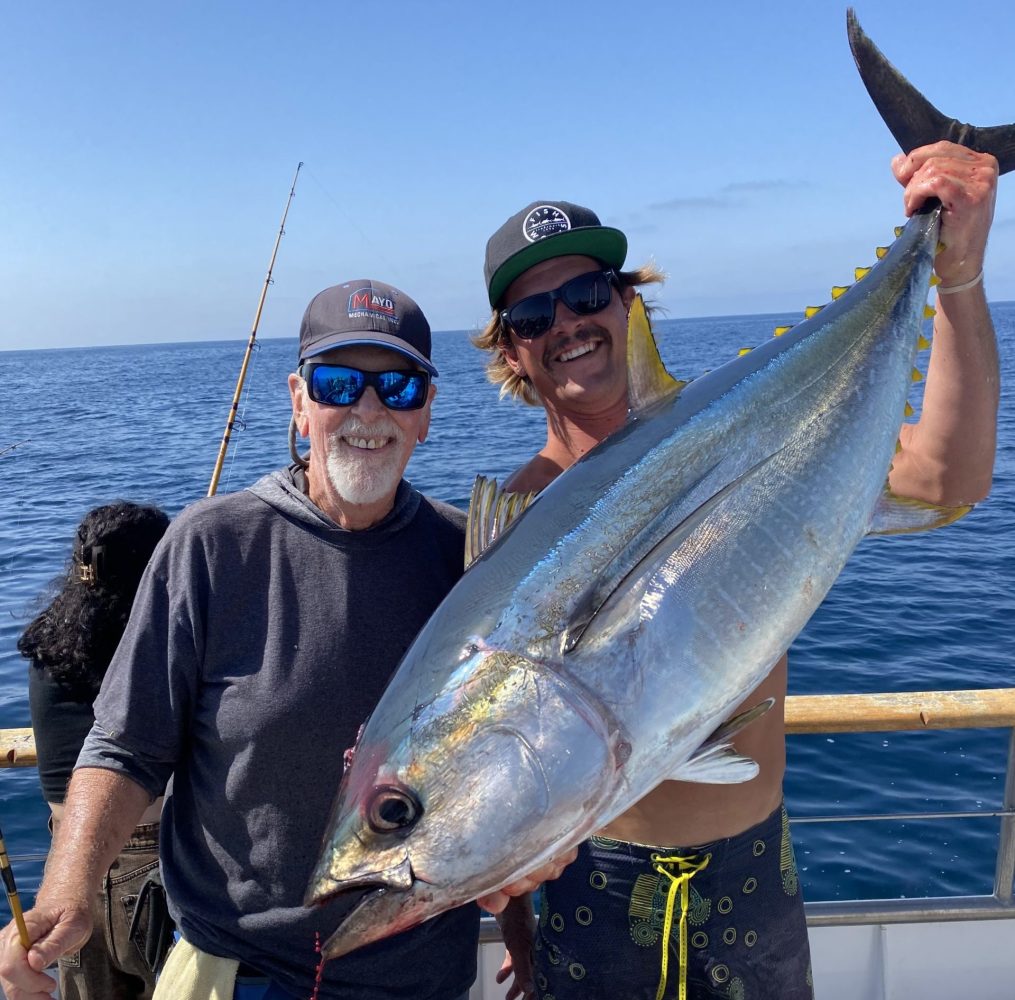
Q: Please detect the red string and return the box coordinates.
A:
[309,931,325,1000]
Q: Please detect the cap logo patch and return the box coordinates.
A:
[348,288,399,326]
[523,205,571,243]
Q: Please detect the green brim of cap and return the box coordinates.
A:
[487,227,628,307]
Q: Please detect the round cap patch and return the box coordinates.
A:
[523,205,571,243]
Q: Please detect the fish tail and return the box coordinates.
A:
[847,8,1015,175]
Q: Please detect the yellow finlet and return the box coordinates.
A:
[804,306,822,318]
[626,294,685,412]
[923,305,936,319]
[895,439,903,454]
[894,225,904,238]
[831,285,849,300]
[875,247,889,259]
[773,325,792,337]
[904,401,915,417]
[930,274,941,287]
[854,266,872,281]
[917,334,931,351]
[738,347,752,356]
[936,241,947,254]
[911,368,924,383]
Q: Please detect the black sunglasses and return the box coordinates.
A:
[299,363,430,411]
[500,269,618,340]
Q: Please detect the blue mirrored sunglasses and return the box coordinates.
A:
[300,363,430,411]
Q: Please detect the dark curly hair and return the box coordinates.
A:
[17,502,170,699]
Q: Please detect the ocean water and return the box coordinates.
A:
[1,303,1013,909]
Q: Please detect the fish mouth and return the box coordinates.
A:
[309,856,437,960]
[305,854,415,908]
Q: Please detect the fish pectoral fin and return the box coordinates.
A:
[867,488,972,536]
[706,698,776,744]
[465,475,538,568]
[669,699,774,785]
[671,745,759,785]
[627,295,686,413]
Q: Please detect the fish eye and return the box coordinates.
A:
[367,785,422,834]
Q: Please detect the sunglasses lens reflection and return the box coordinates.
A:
[505,271,614,340]
[306,365,428,410]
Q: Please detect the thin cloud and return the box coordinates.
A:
[647,196,731,212]
[645,179,807,215]
[720,179,809,195]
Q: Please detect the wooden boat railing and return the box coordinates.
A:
[4,687,1015,932]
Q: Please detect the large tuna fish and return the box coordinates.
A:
[307,11,1015,958]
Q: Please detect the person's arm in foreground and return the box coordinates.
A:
[493,894,538,1000]
[889,141,1000,505]
[0,768,150,1000]
[476,850,576,1000]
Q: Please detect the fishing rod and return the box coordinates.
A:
[0,823,31,950]
[207,162,303,497]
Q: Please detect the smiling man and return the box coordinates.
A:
[1,280,511,1000]
[474,167,1000,1000]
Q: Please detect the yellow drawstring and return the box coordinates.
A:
[651,852,711,1000]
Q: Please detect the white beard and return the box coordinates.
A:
[323,420,407,506]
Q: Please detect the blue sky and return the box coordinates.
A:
[2,0,1012,351]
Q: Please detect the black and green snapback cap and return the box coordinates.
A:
[484,201,628,307]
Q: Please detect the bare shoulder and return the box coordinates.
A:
[504,453,566,494]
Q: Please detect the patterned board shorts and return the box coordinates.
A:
[533,804,813,1000]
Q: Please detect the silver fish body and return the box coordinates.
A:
[308,207,943,958]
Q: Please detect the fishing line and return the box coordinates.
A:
[303,167,400,276]
[0,443,31,583]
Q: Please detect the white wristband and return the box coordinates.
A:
[936,269,984,295]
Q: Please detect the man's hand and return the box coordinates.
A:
[475,848,577,914]
[0,900,92,1000]
[892,141,998,286]
[494,895,538,1000]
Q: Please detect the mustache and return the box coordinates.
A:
[544,323,611,362]
[330,419,404,444]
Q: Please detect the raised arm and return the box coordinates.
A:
[888,141,1000,506]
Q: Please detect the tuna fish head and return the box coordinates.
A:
[306,645,627,958]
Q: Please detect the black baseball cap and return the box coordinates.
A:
[484,201,628,307]
[298,279,438,377]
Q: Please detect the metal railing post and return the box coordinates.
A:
[993,727,1015,902]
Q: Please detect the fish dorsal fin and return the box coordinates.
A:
[868,487,972,536]
[465,475,538,568]
[669,699,774,785]
[627,294,686,413]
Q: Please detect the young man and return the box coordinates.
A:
[476,141,1000,1000]
[0,279,556,1000]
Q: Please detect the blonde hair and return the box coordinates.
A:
[472,263,667,406]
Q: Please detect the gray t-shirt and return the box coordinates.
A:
[79,468,478,999]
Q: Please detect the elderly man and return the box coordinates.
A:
[475,139,1001,999]
[1,279,492,1000]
